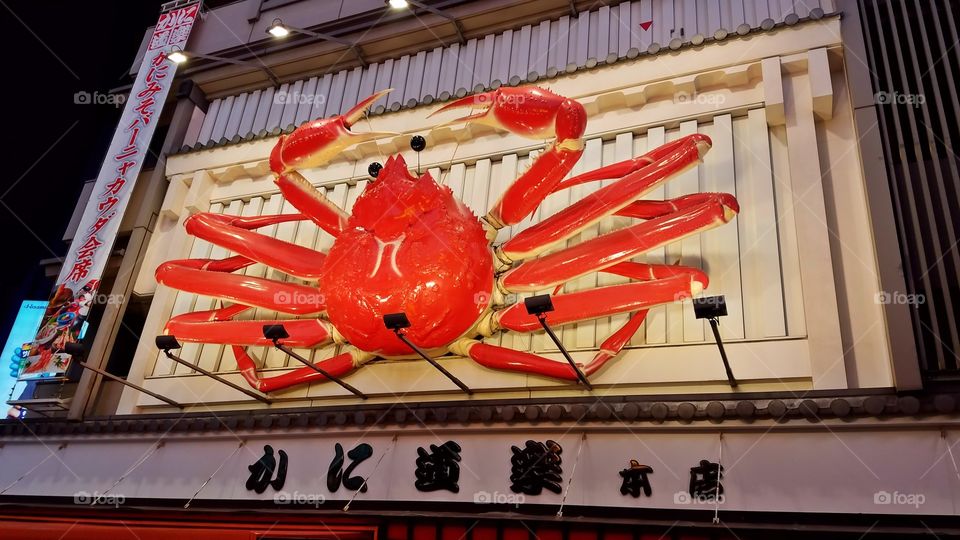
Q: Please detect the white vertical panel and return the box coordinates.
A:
[596,5,612,60]
[491,31,512,85]
[658,0,675,47]
[511,25,531,82]
[437,44,459,99]
[340,66,363,114]
[195,99,221,145]
[251,87,274,136]
[210,95,234,142]
[280,80,303,129]
[154,202,223,375]
[769,125,806,337]
[475,34,495,89]
[753,0,771,24]
[454,39,477,94]
[327,70,348,115]
[357,64,378,106]
[588,9,600,60]
[217,197,268,373]
[445,162,466,200]
[421,47,442,100]
[569,139,603,349]
[630,133,650,347]
[735,109,786,338]
[617,2,632,56]
[706,0,723,34]
[682,0,699,38]
[310,74,332,119]
[403,51,426,106]
[185,200,239,373]
[700,115,745,340]
[467,159,491,216]
[223,93,247,141]
[388,56,409,110]
[265,84,288,132]
[371,61,392,111]
[533,20,550,75]
[262,198,307,369]
[237,89,261,137]
[678,120,705,342]
[533,148,570,353]
[643,127,667,344]
[731,0,748,27]
[549,17,569,71]
[600,134,636,342]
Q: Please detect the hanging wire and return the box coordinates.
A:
[557,433,587,518]
[0,443,66,495]
[97,440,166,501]
[343,434,398,511]
[184,440,245,508]
[713,432,724,524]
[943,430,960,483]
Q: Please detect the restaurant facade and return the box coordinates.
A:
[2,0,959,537]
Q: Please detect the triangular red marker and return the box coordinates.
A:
[639,20,653,31]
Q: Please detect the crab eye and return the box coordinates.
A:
[410,135,426,152]
[368,162,383,179]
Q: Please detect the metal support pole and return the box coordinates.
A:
[162,351,272,404]
[537,315,592,390]
[271,342,368,399]
[393,332,473,395]
[708,318,738,387]
[79,362,182,409]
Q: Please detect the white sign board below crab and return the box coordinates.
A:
[0,429,953,515]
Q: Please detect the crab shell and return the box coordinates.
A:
[319,154,495,357]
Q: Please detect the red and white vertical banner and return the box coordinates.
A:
[20,2,201,381]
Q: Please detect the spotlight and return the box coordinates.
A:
[388,0,410,9]
[155,335,182,351]
[383,312,472,394]
[523,294,591,389]
[267,18,290,38]
[154,334,271,404]
[262,325,366,399]
[693,296,727,320]
[262,324,291,342]
[166,46,188,64]
[383,312,411,331]
[524,294,555,316]
[691,295,737,387]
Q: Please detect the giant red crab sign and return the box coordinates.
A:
[156,87,739,393]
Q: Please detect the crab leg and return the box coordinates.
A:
[164,304,333,347]
[184,212,328,279]
[270,89,396,237]
[156,260,326,314]
[460,262,703,380]
[500,193,738,292]
[496,263,706,331]
[429,87,587,228]
[499,134,710,261]
[232,345,374,393]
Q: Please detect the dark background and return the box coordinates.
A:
[0,2,162,344]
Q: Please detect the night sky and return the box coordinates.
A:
[0,2,162,341]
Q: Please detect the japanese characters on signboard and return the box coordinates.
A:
[20,2,200,380]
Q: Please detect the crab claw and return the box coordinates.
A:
[270,88,397,174]
[429,87,586,147]
[428,91,498,128]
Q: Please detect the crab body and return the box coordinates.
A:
[320,156,493,356]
